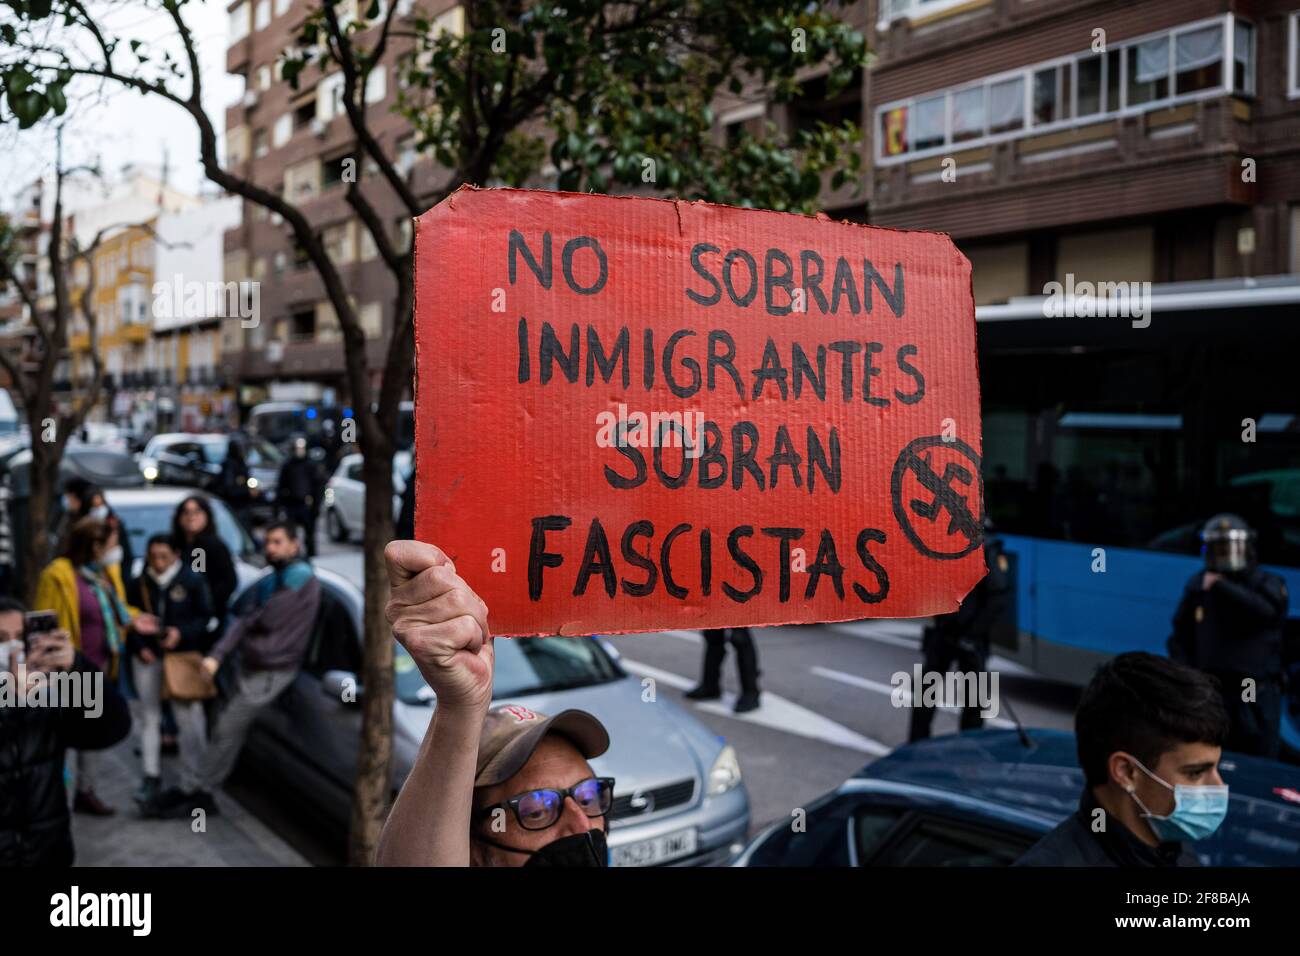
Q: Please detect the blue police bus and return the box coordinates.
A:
[974,276,1300,758]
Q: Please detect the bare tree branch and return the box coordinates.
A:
[321,1,423,217]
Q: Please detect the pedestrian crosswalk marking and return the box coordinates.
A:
[620,658,890,756]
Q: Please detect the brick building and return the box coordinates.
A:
[219,0,465,412]
[868,0,1300,299]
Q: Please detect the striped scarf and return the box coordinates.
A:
[77,563,131,666]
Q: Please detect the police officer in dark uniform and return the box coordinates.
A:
[1167,513,1288,758]
[277,436,323,558]
[908,520,1011,741]
[685,628,761,713]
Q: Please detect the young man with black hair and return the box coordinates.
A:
[1015,651,1230,867]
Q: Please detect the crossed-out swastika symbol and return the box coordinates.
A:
[891,435,982,560]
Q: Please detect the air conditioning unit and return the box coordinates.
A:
[266,340,285,363]
[310,117,328,138]
[242,90,259,109]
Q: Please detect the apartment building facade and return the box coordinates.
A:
[220,0,467,413]
[0,182,43,396]
[868,0,1300,301]
[217,0,888,413]
[54,179,238,432]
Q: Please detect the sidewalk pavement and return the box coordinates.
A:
[70,735,308,867]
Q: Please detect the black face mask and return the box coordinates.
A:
[477,828,609,867]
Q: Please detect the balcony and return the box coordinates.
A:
[872,95,1251,238]
[870,14,1258,238]
[120,321,150,344]
[227,35,251,74]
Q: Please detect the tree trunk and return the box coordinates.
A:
[347,449,397,865]
[22,430,59,606]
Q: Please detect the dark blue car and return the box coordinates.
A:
[735,729,1300,867]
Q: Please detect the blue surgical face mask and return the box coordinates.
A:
[1126,756,1229,843]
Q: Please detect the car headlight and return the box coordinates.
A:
[246,476,259,489]
[142,465,158,482]
[707,743,742,796]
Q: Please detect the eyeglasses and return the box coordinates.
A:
[477,776,615,831]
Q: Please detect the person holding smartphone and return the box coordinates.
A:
[0,597,131,866]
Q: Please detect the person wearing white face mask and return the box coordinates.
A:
[1016,652,1231,867]
[75,488,133,576]
[33,517,161,815]
[125,534,215,814]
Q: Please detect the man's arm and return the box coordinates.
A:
[375,541,493,867]
[177,578,214,651]
[379,701,486,867]
[207,609,250,665]
[57,651,131,750]
[1211,575,1288,625]
[1167,584,1196,664]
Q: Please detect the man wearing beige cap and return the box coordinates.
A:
[376,540,615,867]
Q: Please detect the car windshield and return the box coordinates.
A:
[246,438,284,467]
[393,636,622,705]
[106,494,256,560]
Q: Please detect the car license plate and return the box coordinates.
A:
[611,828,698,867]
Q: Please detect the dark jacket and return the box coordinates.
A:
[125,564,215,656]
[0,654,131,866]
[396,475,415,540]
[932,536,1011,644]
[209,559,320,671]
[1014,790,1200,867]
[179,530,237,621]
[278,457,321,508]
[1167,567,1288,681]
[221,449,250,504]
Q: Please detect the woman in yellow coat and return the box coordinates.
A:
[33,516,160,815]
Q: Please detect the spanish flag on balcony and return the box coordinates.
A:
[882,106,907,156]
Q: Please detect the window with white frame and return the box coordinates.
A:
[317,72,346,122]
[229,1,249,42]
[272,113,293,148]
[364,67,386,104]
[1286,12,1299,98]
[875,14,1255,162]
[254,0,270,31]
[879,0,977,28]
[988,76,1025,134]
[1234,20,1255,96]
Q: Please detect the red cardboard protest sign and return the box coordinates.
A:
[414,186,985,636]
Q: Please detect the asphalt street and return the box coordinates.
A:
[308,530,1080,842]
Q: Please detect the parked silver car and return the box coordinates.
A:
[322,451,410,543]
[138,433,283,509]
[232,569,751,866]
[103,485,262,585]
